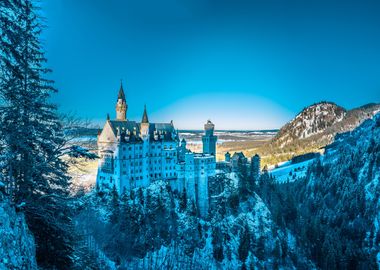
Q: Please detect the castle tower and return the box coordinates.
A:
[250,154,261,182]
[116,82,128,120]
[140,105,150,137]
[225,152,231,162]
[202,120,217,155]
[180,138,187,150]
[178,138,187,162]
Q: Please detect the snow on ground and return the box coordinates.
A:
[225,172,239,187]
[0,201,37,269]
[269,159,315,183]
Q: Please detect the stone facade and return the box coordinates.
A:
[96,84,216,216]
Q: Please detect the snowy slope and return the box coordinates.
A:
[122,194,313,269]
[269,159,314,183]
[0,200,37,269]
[289,113,380,268]
[274,102,346,146]
[272,102,380,149]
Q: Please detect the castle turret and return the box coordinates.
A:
[250,154,261,182]
[116,82,128,120]
[225,152,231,162]
[181,138,187,149]
[202,120,217,155]
[177,138,187,162]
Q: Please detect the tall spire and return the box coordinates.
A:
[116,81,128,120]
[141,104,149,123]
[117,80,126,101]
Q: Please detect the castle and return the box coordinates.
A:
[96,83,217,216]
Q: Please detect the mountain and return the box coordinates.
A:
[273,102,346,147]
[270,112,380,269]
[259,102,380,165]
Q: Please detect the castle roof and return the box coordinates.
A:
[232,152,246,159]
[141,105,149,123]
[117,82,126,101]
[105,120,177,142]
[109,120,140,136]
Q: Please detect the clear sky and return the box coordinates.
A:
[40,0,380,130]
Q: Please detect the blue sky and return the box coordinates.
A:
[41,0,380,129]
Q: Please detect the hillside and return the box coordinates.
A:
[74,178,314,269]
[0,198,37,269]
[269,112,380,269]
[258,102,380,165]
[273,102,346,147]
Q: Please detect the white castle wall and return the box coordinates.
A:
[95,91,217,217]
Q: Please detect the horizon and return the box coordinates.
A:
[88,100,379,130]
[41,0,380,129]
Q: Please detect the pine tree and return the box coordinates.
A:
[0,0,75,267]
[187,199,198,217]
[238,223,251,263]
[109,184,120,224]
[211,227,224,262]
[179,188,187,211]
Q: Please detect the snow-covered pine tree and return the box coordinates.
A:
[179,188,187,211]
[0,0,75,268]
[238,222,250,264]
[109,184,120,224]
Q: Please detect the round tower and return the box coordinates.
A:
[202,120,217,156]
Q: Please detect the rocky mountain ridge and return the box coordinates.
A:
[259,102,380,165]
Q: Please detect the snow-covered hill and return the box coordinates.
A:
[269,159,314,183]
[274,112,380,269]
[273,102,380,148]
[259,102,380,165]
[274,102,346,146]
[75,178,315,269]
